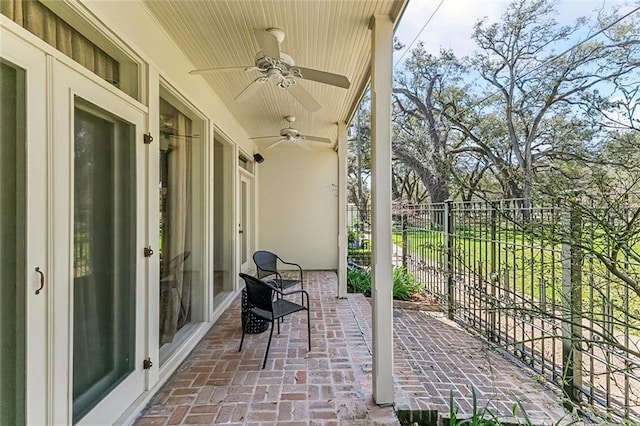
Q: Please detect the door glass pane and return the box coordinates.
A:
[73,99,136,423]
[158,95,203,351]
[0,60,26,426]
[241,180,248,264]
[213,138,234,306]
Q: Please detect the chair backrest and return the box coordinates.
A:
[239,273,274,314]
[253,250,278,279]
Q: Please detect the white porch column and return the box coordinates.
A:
[370,14,394,405]
[337,121,348,298]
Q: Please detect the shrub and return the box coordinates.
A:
[392,266,421,301]
[347,267,371,296]
[347,266,421,301]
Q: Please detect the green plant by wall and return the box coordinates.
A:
[392,266,421,301]
[445,387,579,426]
[447,387,502,425]
[347,266,421,301]
[347,267,371,296]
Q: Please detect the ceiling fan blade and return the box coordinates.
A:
[286,83,321,112]
[295,67,351,89]
[300,135,331,144]
[295,141,313,151]
[254,29,281,60]
[189,66,251,75]
[234,78,264,103]
[265,139,287,150]
[249,135,281,141]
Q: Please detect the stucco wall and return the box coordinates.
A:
[257,147,338,270]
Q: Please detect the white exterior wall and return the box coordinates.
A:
[257,148,338,270]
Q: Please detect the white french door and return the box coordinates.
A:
[0,31,48,426]
[238,172,253,272]
[51,62,148,424]
[2,25,150,425]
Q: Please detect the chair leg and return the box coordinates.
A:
[306,308,311,351]
[277,284,284,331]
[239,325,246,352]
[263,321,275,369]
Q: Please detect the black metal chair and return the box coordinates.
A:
[253,250,304,293]
[238,273,311,369]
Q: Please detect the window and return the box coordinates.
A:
[72,98,136,422]
[158,89,204,353]
[238,154,253,174]
[1,0,139,98]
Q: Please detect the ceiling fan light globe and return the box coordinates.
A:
[279,78,295,89]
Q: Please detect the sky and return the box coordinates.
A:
[393,0,638,65]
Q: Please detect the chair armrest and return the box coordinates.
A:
[280,260,302,269]
[278,288,308,297]
[276,257,304,284]
[273,287,310,307]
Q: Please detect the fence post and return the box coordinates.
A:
[402,212,408,268]
[489,201,498,341]
[561,207,583,409]
[444,199,454,320]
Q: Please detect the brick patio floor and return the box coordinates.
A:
[135,271,569,425]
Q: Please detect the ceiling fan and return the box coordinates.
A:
[189,28,351,112]
[250,116,332,150]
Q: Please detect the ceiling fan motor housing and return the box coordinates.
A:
[280,127,300,137]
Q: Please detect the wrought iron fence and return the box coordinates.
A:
[346,200,640,423]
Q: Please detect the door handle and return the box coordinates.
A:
[239,230,244,234]
[35,267,45,295]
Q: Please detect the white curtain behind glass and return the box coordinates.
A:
[159,112,192,344]
[0,0,119,85]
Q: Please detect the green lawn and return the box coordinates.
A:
[392,228,640,334]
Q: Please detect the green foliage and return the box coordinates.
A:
[446,386,579,426]
[448,387,501,425]
[348,247,372,267]
[347,266,421,301]
[348,248,371,255]
[390,0,640,202]
[348,229,360,244]
[392,266,421,301]
[347,267,371,296]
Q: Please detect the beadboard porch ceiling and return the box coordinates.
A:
[141,0,407,150]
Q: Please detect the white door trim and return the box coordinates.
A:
[1,28,50,426]
[238,170,254,273]
[51,59,148,425]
